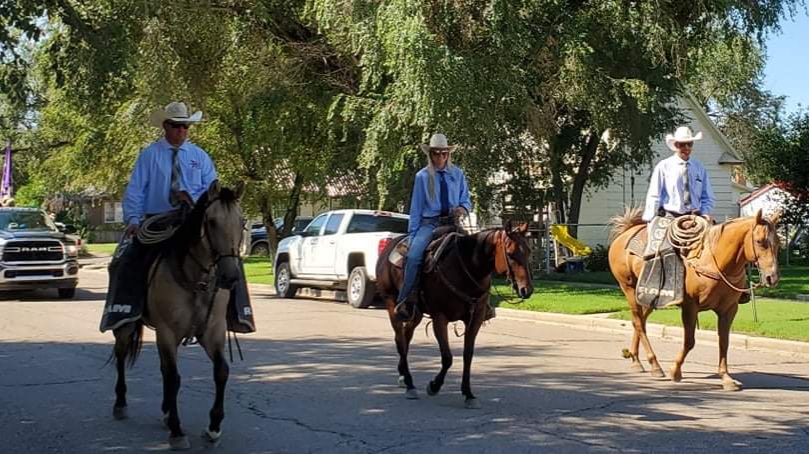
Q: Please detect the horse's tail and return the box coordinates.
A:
[609,207,644,242]
[106,321,145,369]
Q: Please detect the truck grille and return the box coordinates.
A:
[2,240,64,262]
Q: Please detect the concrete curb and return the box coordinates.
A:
[496,307,809,359]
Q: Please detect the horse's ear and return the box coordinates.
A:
[504,219,513,233]
[754,208,764,225]
[208,180,221,198]
[768,208,783,225]
[234,181,246,199]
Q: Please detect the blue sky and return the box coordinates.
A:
[763,9,809,113]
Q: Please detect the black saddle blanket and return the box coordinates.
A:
[634,216,685,308]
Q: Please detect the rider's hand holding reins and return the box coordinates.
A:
[453,206,467,219]
[124,223,140,237]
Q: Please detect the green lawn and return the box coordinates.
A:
[492,282,628,314]
[755,266,809,299]
[537,271,617,286]
[244,256,273,285]
[84,242,118,256]
[610,299,809,343]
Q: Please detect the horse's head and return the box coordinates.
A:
[199,180,247,289]
[494,220,534,299]
[747,209,782,288]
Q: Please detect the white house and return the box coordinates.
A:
[576,94,750,248]
[739,183,790,217]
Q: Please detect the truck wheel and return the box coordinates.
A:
[275,262,298,298]
[58,287,76,299]
[347,266,375,309]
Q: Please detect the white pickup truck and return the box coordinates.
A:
[273,209,409,308]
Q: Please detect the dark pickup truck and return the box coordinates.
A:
[0,207,80,298]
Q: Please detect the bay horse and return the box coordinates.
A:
[376,220,534,408]
[110,181,245,450]
[608,208,781,391]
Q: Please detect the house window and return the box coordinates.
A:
[104,201,124,223]
[732,166,746,186]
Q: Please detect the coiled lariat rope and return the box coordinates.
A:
[668,215,710,256]
[137,211,182,244]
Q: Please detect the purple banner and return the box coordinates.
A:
[1,140,12,199]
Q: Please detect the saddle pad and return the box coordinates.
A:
[388,233,458,270]
[636,251,684,308]
[388,236,409,268]
[627,228,646,258]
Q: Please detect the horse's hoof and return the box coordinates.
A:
[112,405,128,420]
[398,376,406,388]
[630,362,645,373]
[405,388,419,400]
[464,398,481,410]
[169,435,191,451]
[426,382,439,396]
[202,428,222,446]
[650,367,666,378]
[722,381,741,392]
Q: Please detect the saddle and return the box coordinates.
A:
[388,225,461,271]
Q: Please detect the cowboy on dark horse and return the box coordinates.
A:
[100,101,254,334]
[394,133,472,320]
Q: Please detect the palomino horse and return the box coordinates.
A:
[608,208,781,391]
[111,181,245,450]
[376,220,534,408]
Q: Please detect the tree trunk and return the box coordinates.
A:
[567,131,601,238]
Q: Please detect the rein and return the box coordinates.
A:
[688,220,766,294]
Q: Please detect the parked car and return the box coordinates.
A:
[0,207,80,298]
[249,216,313,256]
[273,209,409,308]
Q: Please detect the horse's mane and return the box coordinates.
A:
[167,187,240,254]
[609,207,644,242]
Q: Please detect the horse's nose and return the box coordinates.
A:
[519,287,533,299]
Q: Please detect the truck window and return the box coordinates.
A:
[303,214,328,236]
[346,214,409,234]
[323,214,344,236]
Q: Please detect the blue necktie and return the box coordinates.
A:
[439,171,449,216]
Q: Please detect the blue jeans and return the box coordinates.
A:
[396,218,440,304]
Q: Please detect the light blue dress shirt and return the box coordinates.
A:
[123,138,217,225]
[642,154,715,221]
[408,165,472,235]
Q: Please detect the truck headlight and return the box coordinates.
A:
[65,245,79,257]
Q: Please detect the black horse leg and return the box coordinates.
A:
[112,324,134,419]
[427,317,452,396]
[390,306,421,398]
[461,308,485,408]
[157,333,188,449]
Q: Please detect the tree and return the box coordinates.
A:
[749,111,809,224]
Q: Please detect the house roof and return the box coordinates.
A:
[683,93,745,164]
[739,183,780,206]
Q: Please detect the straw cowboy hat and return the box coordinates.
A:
[419,133,458,154]
[148,101,203,127]
[665,126,703,152]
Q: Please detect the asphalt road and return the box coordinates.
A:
[1,269,808,453]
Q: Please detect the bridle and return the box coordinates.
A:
[707,219,774,293]
[184,197,243,285]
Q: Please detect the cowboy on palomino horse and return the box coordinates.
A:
[609,125,782,390]
[100,101,255,334]
[393,133,474,321]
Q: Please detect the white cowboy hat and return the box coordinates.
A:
[148,101,203,127]
[419,133,458,154]
[665,126,703,152]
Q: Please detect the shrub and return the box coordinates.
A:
[585,244,610,272]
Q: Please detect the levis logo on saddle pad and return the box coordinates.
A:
[106,304,132,314]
